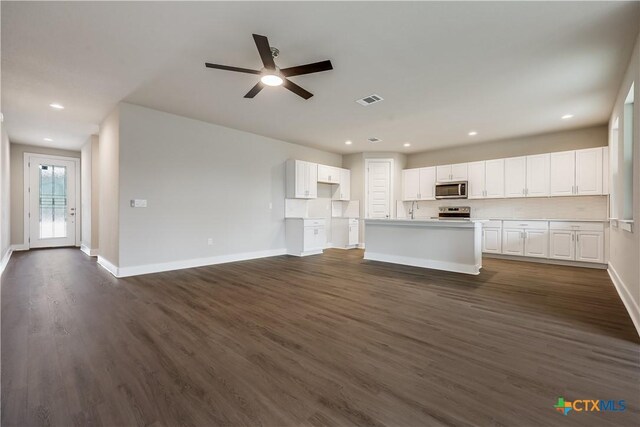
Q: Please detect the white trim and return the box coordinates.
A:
[285,248,322,257]
[11,244,29,251]
[0,248,13,276]
[80,244,99,257]
[364,158,394,219]
[483,253,608,269]
[97,255,119,277]
[364,251,481,275]
[23,153,81,249]
[98,248,288,278]
[608,263,640,337]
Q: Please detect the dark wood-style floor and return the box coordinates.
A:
[2,248,639,426]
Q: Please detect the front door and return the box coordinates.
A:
[28,155,78,248]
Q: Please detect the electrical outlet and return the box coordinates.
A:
[130,199,147,208]
[207,238,213,246]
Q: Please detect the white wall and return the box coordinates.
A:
[608,33,640,334]
[407,125,607,168]
[1,127,11,267]
[9,143,80,247]
[114,103,341,269]
[98,108,120,266]
[81,135,99,253]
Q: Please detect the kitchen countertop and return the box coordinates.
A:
[473,218,609,222]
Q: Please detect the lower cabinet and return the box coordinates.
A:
[482,221,502,254]
[549,222,604,263]
[332,218,359,249]
[286,218,326,256]
[501,221,549,258]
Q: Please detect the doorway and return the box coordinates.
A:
[365,158,393,219]
[24,154,80,248]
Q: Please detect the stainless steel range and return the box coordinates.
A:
[437,206,471,220]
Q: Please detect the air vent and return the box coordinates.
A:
[367,137,382,143]
[356,94,384,106]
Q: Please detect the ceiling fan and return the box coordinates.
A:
[205,34,333,100]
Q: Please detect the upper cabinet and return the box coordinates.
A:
[402,167,436,201]
[525,154,550,197]
[468,160,504,199]
[575,148,603,195]
[436,163,467,182]
[504,156,527,198]
[286,160,317,199]
[334,168,351,201]
[550,147,603,196]
[317,164,340,184]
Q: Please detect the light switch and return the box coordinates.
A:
[130,199,147,208]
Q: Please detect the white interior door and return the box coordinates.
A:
[367,160,391,218]
[28,155,78,248]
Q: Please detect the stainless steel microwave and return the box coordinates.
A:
[435,181,468,199]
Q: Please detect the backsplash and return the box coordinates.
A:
[399,196,608,220]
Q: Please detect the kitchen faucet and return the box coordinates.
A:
[409,201,419,219]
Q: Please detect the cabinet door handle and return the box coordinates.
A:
[572,233,575,241]
[575,185,578,194]
[576,233,579,242]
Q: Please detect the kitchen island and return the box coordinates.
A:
[364,219,484,275]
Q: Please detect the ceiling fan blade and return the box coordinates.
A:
[253,34,276,70]
[282,79,313,100]
[280,60,333,77]
[244,82,264,98]
[205,63,261,75]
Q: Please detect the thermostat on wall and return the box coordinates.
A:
[130,199,147,208]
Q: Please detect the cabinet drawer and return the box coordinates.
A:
[303,219,325,227]
[503,220,548,230]
[549,221,604,232]
[483,220,502,228]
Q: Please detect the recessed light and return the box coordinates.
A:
[344,140,352,145]
[44,138,53,142]
[468,131,478,136]
[403,143,411,147]
[561,114,574,119]
[49,103,65,110]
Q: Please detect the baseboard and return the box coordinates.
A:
[11,244,28,251]
[484,253,607,269]
[80,244,99,257]
[101,248,288,278]
[364,251,480,275]
[97,256,119,277]
[0,248,13,276]
[286,249,323,257]
[357,243,365,249]
[608,263,640,337]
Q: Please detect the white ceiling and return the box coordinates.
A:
[2,1,639,153]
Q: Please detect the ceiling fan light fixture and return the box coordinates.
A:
[260,74,283,86]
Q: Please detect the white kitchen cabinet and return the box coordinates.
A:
[576,231,604,263]
[575,148,603,195]
[418,167,436,200]
[402,167,435,200]
[549,230,575,260]
[468,160,504,199]
[549,221,604,263]
[482,221,502,254]
[332,218,359,249]
[502,228,525,255]
[317,164,340,184]
[402,168,420,200]
[504,157,527,198]
[524,229,549,258]
[484,159,505,198]
[333,168,351,201]
[467,161,485,199]
[525,154,550,197]
[502,221,548,257]
[436,163,467,182]
[286,160,317,199]
[550,151,576,196]
[286,218,326,256]
[602,146,609,195]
